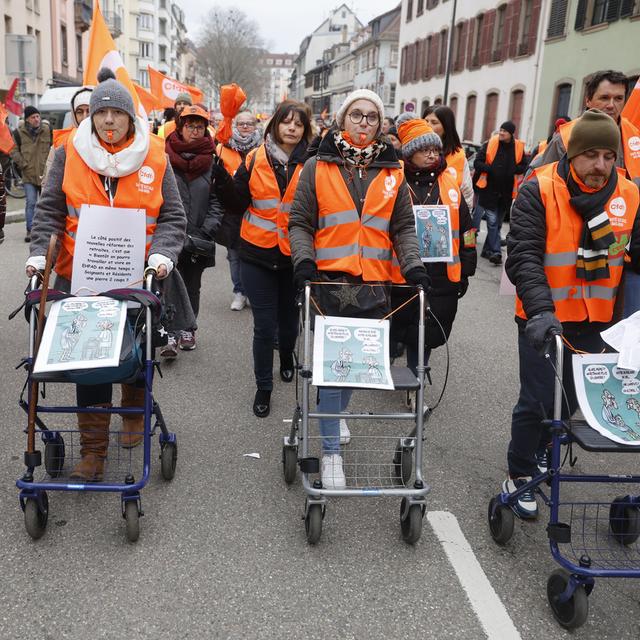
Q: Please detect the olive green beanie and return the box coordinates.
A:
[567,108,620,160]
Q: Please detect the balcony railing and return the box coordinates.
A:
[74,0,93,33]
[103,11,122,38]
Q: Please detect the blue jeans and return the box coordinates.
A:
[318,388,353,453]
[472,204,501,256]
[624,267,640,318]
[24,182,40,232]
[227,248,244,294]
[508,325,605,477]
[240,260,298,390]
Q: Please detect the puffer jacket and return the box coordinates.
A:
[172,164,224,268]
[288,130,423,277]
[11,121,52,186]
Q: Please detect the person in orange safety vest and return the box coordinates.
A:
[499,108,640,520]
[25,68,186,483]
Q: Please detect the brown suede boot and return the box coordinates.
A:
[70,405,111,482]
[119,384,144,448]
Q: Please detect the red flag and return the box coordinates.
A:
[0,103,15,153]
[148,67,204,109]
[622,76,640,129]
[5,78,22,115]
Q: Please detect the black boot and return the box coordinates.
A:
[279,352,294,383]
[253,389,271,418]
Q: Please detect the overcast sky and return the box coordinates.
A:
[179,0,399,53]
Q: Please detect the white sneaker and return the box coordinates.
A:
[321,454,346,489]
[339,419,351,445]
[230,292,247,311]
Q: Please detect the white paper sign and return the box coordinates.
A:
[33,297,127,373]
[312,315,394,390]
[71,204,146,295]
[414,204,453,263]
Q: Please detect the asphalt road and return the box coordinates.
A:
[1,219,640,639]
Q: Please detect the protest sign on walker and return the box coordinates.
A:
[312,316,394,390]
[413,205,453,263]
[71,205,146,295]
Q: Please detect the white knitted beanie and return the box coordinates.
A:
[335,89,385,132]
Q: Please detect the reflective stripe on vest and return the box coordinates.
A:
[475,134,525,198]
[391,170,462,284]
[216,143,243,176]
[56,132,167,281]
[445,148,466,188]
[514,161,639,323]
[314,162,403,282]
[239,144,302,256]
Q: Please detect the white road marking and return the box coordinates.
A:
[427,510,522,640]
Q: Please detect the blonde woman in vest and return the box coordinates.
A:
[503,109,640,519]
[288,89,429,489]
[392,113,477,373]
[25,68,186,482]
[423,105,474,211]
[215,110,262,311]
[216,100,313,418]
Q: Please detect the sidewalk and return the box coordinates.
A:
[5,196,25,223]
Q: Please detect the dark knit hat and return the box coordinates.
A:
[500,121,516,136]
[24,106,40,119]
[567,108,620,160]
[90,67,136,121]
[396,113,442,158]
[175,92,193,106]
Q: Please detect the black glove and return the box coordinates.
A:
[458,278,469,299]
[211,161,232,184]
[525,311,563,353]
[405,267,432,291]
[294,259,317,291]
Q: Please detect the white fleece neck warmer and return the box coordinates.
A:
[72,115,150,178]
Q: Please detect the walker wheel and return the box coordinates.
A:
[393,445,412,485]
[488,496,515,545]
[160,441,177,481]
[282,445,298,484]
[609,496,640,546]
[305,503,323,545]
[400,498,423,545]
[44,434,65,478]
[547,569,589,629]
[24,492,49,540]
[124,501,140,543]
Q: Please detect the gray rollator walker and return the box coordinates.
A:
[282,282,431,545]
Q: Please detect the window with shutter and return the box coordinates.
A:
[620,0,635,16]
[551,83,572,130]
[606,0,622,21]
[407,0,413,22]
[400,45,407,83]
[526,0,542,55]
[547,0,568,37]
[493,5,507,62]
[464,94,477,140]
[415,39,424,81]
[592,0,609,24]
[518,0,533,54]
[429,32,440,78]
[450,96,458,117]
[508,0,522,57]
[417,0,424,16]
[457,20,469,70]
[439,28,448,75]
[471,14,483,67]
[483,92,499,141]
[574,0,588,30]
[422,35,431,80]
[466,19,475,69]
[481,10,496,65]
[509,89,524,134]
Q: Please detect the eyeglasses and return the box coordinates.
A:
[184,124,206,132]
[418,148,440,156]
[347,110,379,126]
[237,122,256,128]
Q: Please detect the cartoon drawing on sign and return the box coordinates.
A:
[362,355,382,383]
[97,320,114,359]
[59,313,88,361]
[601,388,631,432]
[625,398,640,436]
[421,221,433,258]
[331,348,353,382]
[435,226,449,257]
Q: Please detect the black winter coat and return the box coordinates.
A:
[172,165,224,268]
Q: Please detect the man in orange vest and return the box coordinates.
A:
[502,109,640,519]
[472,121,527,265]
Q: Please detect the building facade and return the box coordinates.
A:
[50,0,93,87]
[253,53,295,116]
[532,0,640,142]
[397,0,546,145]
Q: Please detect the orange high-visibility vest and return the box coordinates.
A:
[559,116,640,180]
[515,161,638,323]
[314,162,404,282]
[56,133,167,281]
[445,147,466,188]
[475,134,525,198]
[53,127,74,149]
[216,143,243,175]
[239,144,302,256]
[392,171,462,284]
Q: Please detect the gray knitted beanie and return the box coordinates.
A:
[396,112,442,159]
[90,67,136,121]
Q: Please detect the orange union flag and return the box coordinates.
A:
[133,82,160,113]
[148,66,204,109]
[622,76,640,130]
[84,1,143,115]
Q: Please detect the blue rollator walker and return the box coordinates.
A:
[282,282,431,545]
[488,334,640,629]
[16,251,177,543]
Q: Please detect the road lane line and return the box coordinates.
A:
[427,510,522,640]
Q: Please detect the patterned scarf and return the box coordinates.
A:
[558,156,618,282]
[334,131,384,168]
[228,127,262,153]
